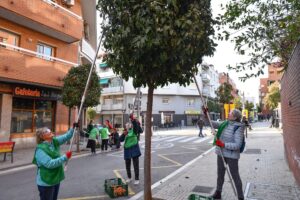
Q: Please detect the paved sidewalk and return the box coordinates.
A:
[147,122,300,200]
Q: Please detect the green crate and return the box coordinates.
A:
[188,194,214,200]
[104,178,128,198]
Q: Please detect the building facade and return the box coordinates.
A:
[259,63,283,116]
[0,0,97,148]
[95,63,219,128]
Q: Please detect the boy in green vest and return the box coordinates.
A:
[32,123,78,200]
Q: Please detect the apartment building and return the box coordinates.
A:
[95,63,219,128]
[219,72,239,99]
[259,62,283,115]
[0,0,97,148]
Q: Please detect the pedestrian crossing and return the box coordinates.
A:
[141,135,211,144]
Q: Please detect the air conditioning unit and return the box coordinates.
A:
[63,0,75,6]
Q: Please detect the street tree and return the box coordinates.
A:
[245,100,254,112]
[62,64,101,151]
[218,0,300,80]
[216,82,234,104]
[263,81,281,110]
[97,1,216,199]
[233,96,243,111]
[87,107,97,121]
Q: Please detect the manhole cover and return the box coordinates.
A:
[244,149,261,154]
[245,182,300,200]
[192,185,214,194]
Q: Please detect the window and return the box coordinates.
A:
[11,98,55,133]
[37,43,54,60]
[0,28,19,50]
[162,98,169,104]
[187,98,195,106]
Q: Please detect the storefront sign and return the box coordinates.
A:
[185,110,201,115]
[13,86,61,100]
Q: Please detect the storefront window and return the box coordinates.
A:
[11,98,55,133]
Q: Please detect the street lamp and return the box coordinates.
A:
[122,109,126,128]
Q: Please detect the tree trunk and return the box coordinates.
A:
[144,86,154,200]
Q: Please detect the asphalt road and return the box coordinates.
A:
[0,134,214,200]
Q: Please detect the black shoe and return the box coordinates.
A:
[210,190,221,199]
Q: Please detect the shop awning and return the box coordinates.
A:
[99,78,109,84]
[99,63,108,68]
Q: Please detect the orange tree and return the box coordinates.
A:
[97,1,216,199]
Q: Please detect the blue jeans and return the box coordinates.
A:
[38,183,60,200]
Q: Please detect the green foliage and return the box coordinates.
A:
[97,0,216,88]
[207,99,221,113]
[217,0,300,81]
[233,96,243,111]
[263,81,281,110]
[87,107,97,120]
[245,100,254,112]
[62,64,101,108]
[256,103,262,113]
[215,83,234,104]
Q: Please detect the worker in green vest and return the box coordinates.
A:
[32,123,78,200]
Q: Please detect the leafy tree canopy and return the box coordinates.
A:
[263,81,281,110]
[245,100,254,112]
[207,99,221,113]
[97,0,216,88]
[216,82,234,104]
[87,107,97,120]
[62,64,101,108]
[233,96,243,110]
[217,0,300,81]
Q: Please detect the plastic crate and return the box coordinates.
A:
[104,178,128,198]
[188,194,214,200]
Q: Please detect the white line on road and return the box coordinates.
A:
[151,136,177,141]
[165,136,188,142]
[193,137,211,143]
[127,146,215,200]
[179,136,199,143]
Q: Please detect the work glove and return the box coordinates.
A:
[202,106,209,118]
[73,122,79,129]
[129,113,134,121]
[216,139,225,148]
[65,151,72,159]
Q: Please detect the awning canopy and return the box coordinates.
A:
[99,78,109,84]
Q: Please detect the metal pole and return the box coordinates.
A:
[193,75,238,199]
[65,32,105,169]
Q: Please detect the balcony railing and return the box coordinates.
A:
[201,73,211,82]
[80,38,95,63]
[0,42,76,87]
[0,42,78,66]
[101,104,124,111]
[102,86,123,94]
[0,0,83,43]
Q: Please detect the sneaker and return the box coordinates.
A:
[134,180,139,185]
[125,178,132,183]
[210,190,221,200]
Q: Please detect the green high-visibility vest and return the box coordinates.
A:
[32,138,65,185]
[124,129,138,149]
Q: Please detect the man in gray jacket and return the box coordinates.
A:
[209,109,245,200]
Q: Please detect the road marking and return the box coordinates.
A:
[152,136,177,141]
[59,195,108,200]
[193,136,211,143]
[165,136,188,142]
[179,136,199,143]
[157,154,182,166]
[127,146,215,200]
[113,170,135,195]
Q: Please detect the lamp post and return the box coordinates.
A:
[122,109,126,128]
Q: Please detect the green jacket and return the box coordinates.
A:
[100,127,109,139]
[88,127,99,140]
[32,138,64,185]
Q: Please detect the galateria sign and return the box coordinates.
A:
[14,87,41,97]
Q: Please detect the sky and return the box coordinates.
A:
[204,0,268,104]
